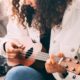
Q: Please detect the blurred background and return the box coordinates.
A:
[0,1,11,79]
[0,0,9,37]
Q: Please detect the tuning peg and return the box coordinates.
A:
[67,58,72,62]
[64,64,68,68]
[72,68,75,72]
[77,72,80,75]
[71,67,75,72]
[75,60,79,64]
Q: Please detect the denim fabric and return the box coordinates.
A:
[5,66,44,80]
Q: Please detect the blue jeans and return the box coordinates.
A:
[5,66,44,80]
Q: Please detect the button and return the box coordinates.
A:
[72,75,76,79]
[71,48,75,52]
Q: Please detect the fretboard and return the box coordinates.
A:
[35,52,60,62]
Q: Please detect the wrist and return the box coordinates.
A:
[3,42,7,52]
[59,69,68,78]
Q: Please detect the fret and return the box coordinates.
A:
[35,52,61,63]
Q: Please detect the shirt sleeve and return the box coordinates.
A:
[0,18,22,57]
[49,0,80,79]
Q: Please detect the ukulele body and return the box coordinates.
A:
[7,37,42,67]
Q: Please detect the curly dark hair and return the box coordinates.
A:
[12,0,72,33]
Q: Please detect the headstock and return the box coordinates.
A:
[60,57,80,75]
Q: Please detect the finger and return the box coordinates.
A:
[57,52,64,58]
[7,47,23,53]
[50,54,56,64]
[12,40,23,48]
[46,59,52,64]
[77,66,80,74]
[50,54,54,59]
[20,45,25,50]
[16,44,25,49]
[6,53,17,59]
[11,48,23,53]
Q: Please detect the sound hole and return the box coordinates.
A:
[25,47,33,58]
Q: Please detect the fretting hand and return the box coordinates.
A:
[45,53,66,73]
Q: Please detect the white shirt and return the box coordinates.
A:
[49,0,80,79]
[0,17,40,57]
[0,0,80,79]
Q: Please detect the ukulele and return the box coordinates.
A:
[6,38,80,76]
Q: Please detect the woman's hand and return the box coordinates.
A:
[45,53,66,73]
[5,39,25,59]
